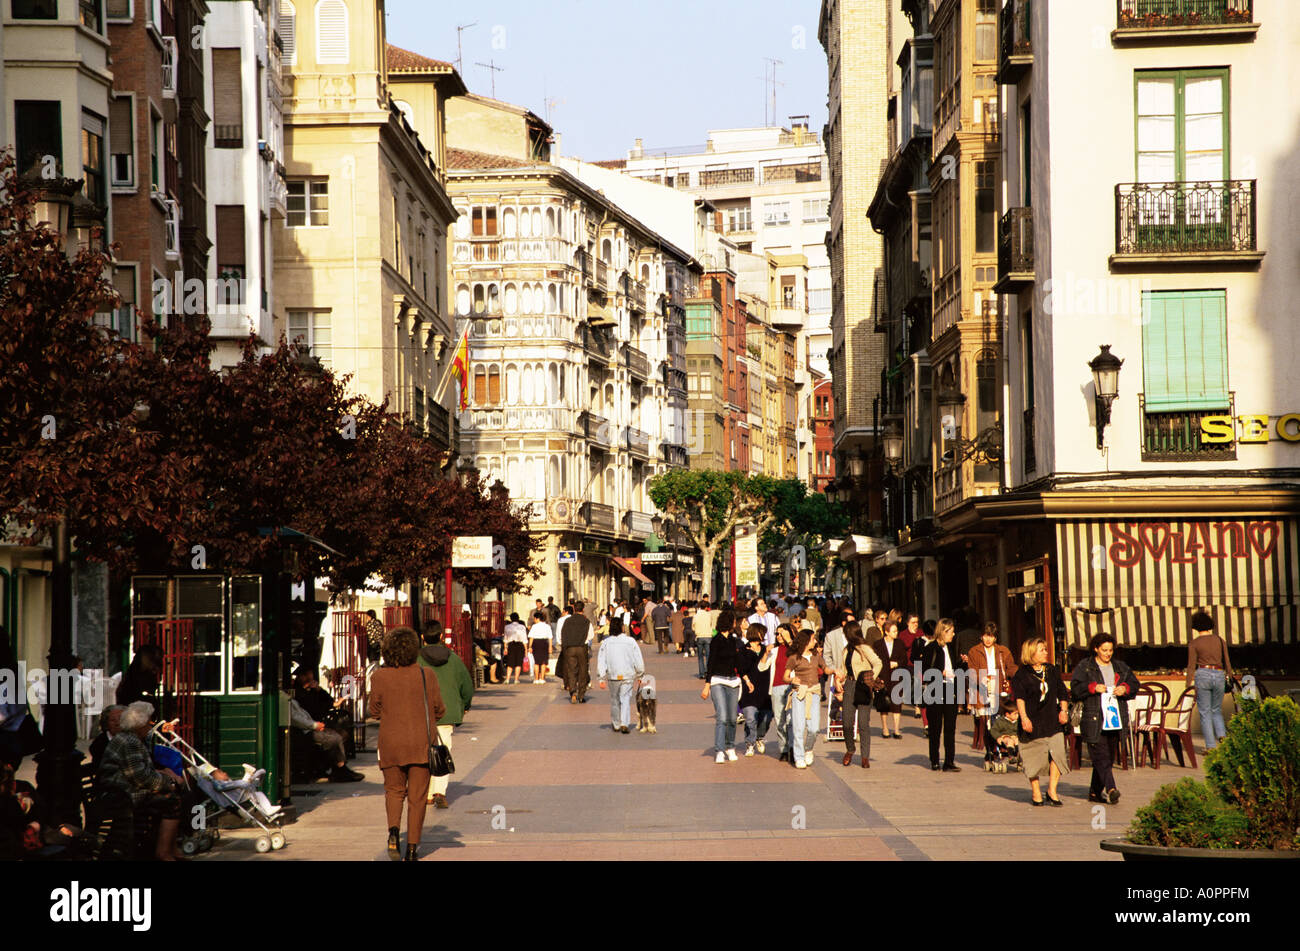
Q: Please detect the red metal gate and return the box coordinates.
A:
[420,601,502,672]
[330,611,368,749]
[132,619,196,746]
[383,606,414,630]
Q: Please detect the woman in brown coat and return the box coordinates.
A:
[964,622,1018,750]
[370,627,445,861]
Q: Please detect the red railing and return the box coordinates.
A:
[420,601,505,672]
[132,619,195,746]
[383,605,415,630]
[330,610,368,749]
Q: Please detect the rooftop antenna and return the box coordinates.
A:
[476,59,505,99]
[763,57,785,127]
[455,21,477,76]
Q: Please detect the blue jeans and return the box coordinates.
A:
[697,637,711,679]
[790,690,820,762]
[742,704,773,748]
[771,684,792,754]
[1195,668,1227,749]
[609,679,634,729]
[710,683,740,752]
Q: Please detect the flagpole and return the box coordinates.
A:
[434,322,469,404]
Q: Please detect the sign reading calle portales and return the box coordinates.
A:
[451,536,493,568]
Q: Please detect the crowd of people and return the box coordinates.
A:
[488,590,1239,813]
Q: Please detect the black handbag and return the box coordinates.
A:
[847,652,874,705]
[420,668,455,778]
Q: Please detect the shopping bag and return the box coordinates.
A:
[523,652,533,675]
[1100,690,1123,732]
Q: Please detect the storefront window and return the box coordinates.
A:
[230,576,261,692]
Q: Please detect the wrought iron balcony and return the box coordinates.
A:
[995,207,1034,291]
[580,410,612,450]
[661,442,688,467]
[998,0,1033,85]
[1114,180,1258,259]
[1139,394,1237,462]
[582,501,617,533]
[1116,0,1254,35]
[624,511,655,537]
[624,345,650,380]
[582,324,614,363]
[624,426,651,458]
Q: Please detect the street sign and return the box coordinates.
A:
[452,536,493,568]
[558,549,578,564]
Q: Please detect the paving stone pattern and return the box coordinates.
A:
[201,649,1208,861]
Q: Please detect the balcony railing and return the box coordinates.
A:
[625,426,651,457]
[999,0,1033,85]
[1022,408,1036,474]
[582,501,617,534]
[934,461,964,514]
[576,248,592,283]
[595,258,610,290]
[995,207,1034,291]
[468,406,573,433]
[662,364,688,394]
[1139,394,1237,462]
[1115,180,1257,257]
[1116,0,1253,30]
[583,324,614,363]
[624,345,650,380]
[624,511,655,536]
[581,410,612,449]
[661,442,688,467]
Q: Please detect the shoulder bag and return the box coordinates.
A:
[420,667,455,777]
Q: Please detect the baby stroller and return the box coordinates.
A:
[150,725,287,854]
[983,711,1023,774]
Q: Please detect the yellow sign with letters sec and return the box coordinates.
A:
[1201,414,1300,444]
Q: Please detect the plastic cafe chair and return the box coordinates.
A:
[1132,685,1163,768]
[1154,686,1199,769]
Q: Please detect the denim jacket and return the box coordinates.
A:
[597,635,644,683]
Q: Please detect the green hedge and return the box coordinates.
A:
[1128,697,1300,851]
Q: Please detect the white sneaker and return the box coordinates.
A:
[715,751,726,764]
[726,749,738,761]
[805,752,815,767]
[744,745,755,757]
[794,760,808,769]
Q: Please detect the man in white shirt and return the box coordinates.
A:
[747,599,779,646]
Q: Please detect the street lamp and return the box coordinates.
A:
[1089,345,1124,450]
[883,421,904,475]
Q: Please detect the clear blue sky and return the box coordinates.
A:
[388,0,829,161]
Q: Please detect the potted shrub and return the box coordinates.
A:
[1101,697,1300,859]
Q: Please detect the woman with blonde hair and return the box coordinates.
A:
[1011,637,1070,806]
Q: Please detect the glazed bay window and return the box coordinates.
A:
[81,112,106,207]
[286,178,328,227]
[1117,70,1256,255]
[1139,290,1234,461]
[12,0,57,17]
[15,100,61,180]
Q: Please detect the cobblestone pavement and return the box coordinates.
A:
[202,648,1208,861]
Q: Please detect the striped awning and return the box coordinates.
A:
[1055,519,1299,647]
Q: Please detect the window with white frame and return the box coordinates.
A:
[802,199,829,222]
[287,178,328,227]
[288,309,332,366]
[762,201,791,226]
[109,95,135,189]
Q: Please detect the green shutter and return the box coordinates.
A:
[1142,290,1228,412]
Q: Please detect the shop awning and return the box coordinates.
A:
[1054,519,1299,647]
[611,556,654,587]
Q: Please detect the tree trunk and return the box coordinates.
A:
[701,547,715,604]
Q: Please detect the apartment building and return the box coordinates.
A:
[204,0,285,366]
[5,0,113,248]
[618,123,833,378]
[813,374,835,492]
[274,17,461,450]
[967,0,1297,667]
[819,0,893,599]
[106,0,189,338]
[446,94,696,613]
